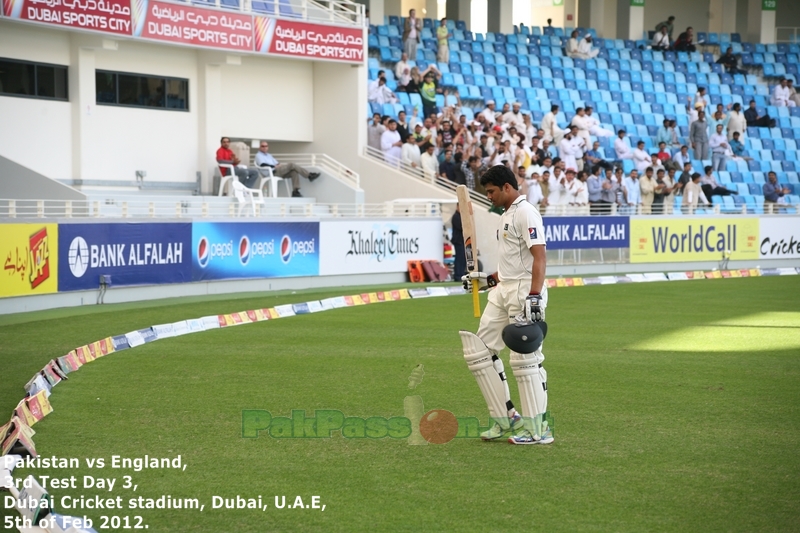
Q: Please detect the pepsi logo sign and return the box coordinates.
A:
[197,237,209,268]
[239,235,251,266]
[280,235,292,264]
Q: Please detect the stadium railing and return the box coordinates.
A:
[362,145,493,210]
[253,153,361,189]
[0,198,440,219]
[776,27,800,44]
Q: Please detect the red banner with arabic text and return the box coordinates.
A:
[137,0,253,51]
[7,0,133,35]
[254,16,363,63]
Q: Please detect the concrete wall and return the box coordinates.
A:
[0,156,86,200]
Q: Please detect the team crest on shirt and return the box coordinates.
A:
[529,227,538,239]
[504,224,509,230]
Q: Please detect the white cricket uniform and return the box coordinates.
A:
[476,196,548,358]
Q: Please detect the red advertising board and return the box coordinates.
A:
[254,16,363,62]
[137,0,253,51]
[5,0,133,35]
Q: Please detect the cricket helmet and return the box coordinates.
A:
[502,321,546,353]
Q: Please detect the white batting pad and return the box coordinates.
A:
[510,349,548,436]
[460,331,512,428]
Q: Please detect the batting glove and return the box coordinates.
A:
[525,293,545,323]
[461,272,497,291]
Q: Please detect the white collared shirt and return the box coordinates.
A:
[497,196,546,282]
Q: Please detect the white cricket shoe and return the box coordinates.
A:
[508,427,554,445]
[481,413,522,441]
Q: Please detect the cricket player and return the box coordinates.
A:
[460,165,552,445]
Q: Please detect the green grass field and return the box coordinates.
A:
[2,277,800,532]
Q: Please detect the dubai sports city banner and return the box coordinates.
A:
[192,221,320,281]
[2,0,363,63]
[318,219,443,276]
[58,222,192,291]
[629,217,760,263]
[542,216,629,250]
[0,223,58,298]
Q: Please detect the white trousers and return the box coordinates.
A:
[477,280,549,360]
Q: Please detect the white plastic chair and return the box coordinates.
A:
[218,164,236,196]
[231,180,264,216]
[257,166,293,198]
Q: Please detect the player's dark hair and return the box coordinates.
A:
[480,164,518,190]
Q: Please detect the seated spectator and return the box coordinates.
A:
[682,173,706,213]
[570,107,592,146]
[367,70,384,95]
[673,145,692,169]
[621,169,641,215]
[255,141,319,198]
[217,137,259,190]
[700,165,735,198]
[729,132,749,160]
[717,47,746,75]
[633,140,653,173]
[481,100,498,126]
[614,129,634,160]
[381,119,403,167]
[657,142,680,171]
[566,30,581,58]
[652,26,670,50]
[762,171,791,210]
[788,79,800,107]
[585,141,613,171]
[673,26,696,52]
[744,99,776,128]
[584,107,614,137]
[639,167,657,214]
[655,16,675,40]
[404,66,422,94]
[567,31,599,59]
[541,104,566,143]
[503,101,526,130]
[656,118,673,147]
[771,78,797,107]
[401,135,421,169]
[368,76,398,104]
[709,124,730,171]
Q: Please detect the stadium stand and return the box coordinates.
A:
[366,18,800,215]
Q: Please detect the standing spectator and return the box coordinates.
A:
[639,167,656,214]
[598,168,620,214]
[709,124,730,171]
[367,113,385,152]
[708,108,730,139]
[437,18,452,63]
[439,149,458,182]
[727,102,747,140]
[690,110,709,160]
[525,171,545,209]
[396,110,410,142]
[395,54,411,90]
[763,171,791,211]
[419,69,441,119]
[694,87,711,110]
[673,27,695,52]
[570,107,592,146]
[503,101,526,130]
[656,118,673,147]
[652,26,670,50]
[541,104,565,143]
[700,165,735,198]
[587,166,603,214]
[217,137,260,189]
[570,171,589,214]
[368,76,398,104]
[558,129,580,171]
[381,119,403,166]
[652,168,675,214]
[584,107,614,137]
[420,142,439,178]
[655,16,675,40]
[677,161,694,190]
[771,78,796,107]
[682,173,705,213]
[744,99,776,128]
[255,141,319,198]
[450,205,465,280]
[621,169,641,215]
[633,140,652,173]
[614,129,634,160]
[664,168,680,212]
[481,100,498,126]
[717,47,746,75]
[547,166,568,214]
[461,155,487,190]
[401,135,421,169]
[402,9,422,60]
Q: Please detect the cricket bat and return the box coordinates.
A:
[456,185,481,318]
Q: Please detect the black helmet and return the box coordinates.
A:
[502,321,547,353]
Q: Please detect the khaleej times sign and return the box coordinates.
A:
[319,219,443,276]
[58,223,192,291]
[542,216,629,250]
[759,216,800,258]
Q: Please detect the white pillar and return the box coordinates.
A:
[747,0,776,44]
[589,0,605,37]
[709,0,737,34]
[760,1,776,44]
[371,0,385,25]
[197,55,222,195]
[69,35,97,181]
[628,0,644,40]
[499,0,513,33]
[563,0,577,29]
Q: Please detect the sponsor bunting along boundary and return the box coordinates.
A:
[1,266,797,523]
